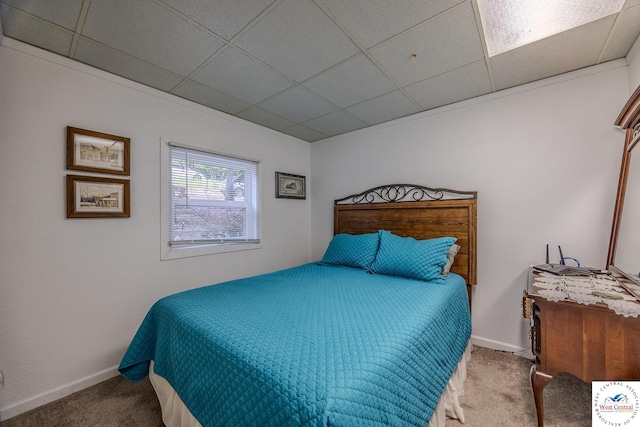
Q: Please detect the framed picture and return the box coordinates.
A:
[67,126,130,175]
[275,172,306,199]
[67,175,130,218]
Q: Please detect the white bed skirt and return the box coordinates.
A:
[149,343,472,427]
[427,342,471,427]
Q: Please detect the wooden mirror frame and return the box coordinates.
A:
[607,85,640,270]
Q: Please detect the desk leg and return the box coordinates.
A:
[530,366,553,427]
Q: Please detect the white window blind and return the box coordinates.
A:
[168,143,259,247]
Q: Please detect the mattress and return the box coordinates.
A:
[119,262,472,426]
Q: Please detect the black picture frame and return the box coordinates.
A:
[275,172,306,199]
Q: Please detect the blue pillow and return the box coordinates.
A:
[321,233,380,270]
[371,230,456,282]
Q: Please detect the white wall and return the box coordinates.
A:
[628,34,640,93]
[310,61,630,354]
[0,40,311,419]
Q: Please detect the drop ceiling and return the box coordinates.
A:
[1,0,639,142]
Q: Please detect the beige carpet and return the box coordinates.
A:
[446,347,591,427]
[0,376,163,427]
[1,346,591,426]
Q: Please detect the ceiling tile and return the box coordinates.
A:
[81,0,224,77]
[370,2,484,86]
[303,110,368,136]
[234,0,360,82]
[236,107,295,131]
[160,0,275,41]
[173,80,250,115]
[405,60,492,110]
[2,0,637,143]
[192,46,293,104]
[321,0,465,48]
[302,54,397,108]
[279,124,327,142]
[257,86,339,123]
[0,0,83,30]
[346,90,420,125]
[600,5,640,62]
[491,15,617,91]
[0,5,73,56]
[74,37,183,92]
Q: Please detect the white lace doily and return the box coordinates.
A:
[607,300,640,318]
[537,289,568,302]
[531,271,640,318]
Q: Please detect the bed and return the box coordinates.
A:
[119,184,477,427]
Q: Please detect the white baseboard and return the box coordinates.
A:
[0,366,120,422]
[471,334,534,360]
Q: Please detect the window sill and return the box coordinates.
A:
[161,242,262,260]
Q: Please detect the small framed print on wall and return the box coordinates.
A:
[67,175,130,218]
[67,126,130,175]
[275,172,306,199]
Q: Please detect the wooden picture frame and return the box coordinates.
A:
[275,172,306,199]
[67,175,130,218]
[67,126,130,175]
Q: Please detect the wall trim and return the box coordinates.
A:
[470,334,533,360]
[0,366,120,422]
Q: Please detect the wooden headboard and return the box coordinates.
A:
[334,184,477,307]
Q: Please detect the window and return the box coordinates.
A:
[161,140,260,260]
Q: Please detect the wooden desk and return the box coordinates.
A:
[523,268,640,427]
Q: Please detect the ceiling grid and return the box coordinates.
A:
[0,0,638,142]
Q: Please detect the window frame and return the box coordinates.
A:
[160,139,262,260]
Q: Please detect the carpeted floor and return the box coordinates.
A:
[446,347,591,427]
[0,377,163,427]
[1,346,591,426]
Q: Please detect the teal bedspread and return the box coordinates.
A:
[119,263,471,426]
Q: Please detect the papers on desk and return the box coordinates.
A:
[533,264,603,276]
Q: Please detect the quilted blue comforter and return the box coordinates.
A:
[119,263,471,426]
